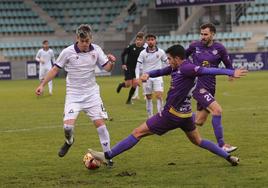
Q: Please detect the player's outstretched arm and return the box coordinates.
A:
[199,67,248,78]
[35,66,59,95]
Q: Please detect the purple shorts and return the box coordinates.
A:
[146,112,196,135]
[193,88,215,111]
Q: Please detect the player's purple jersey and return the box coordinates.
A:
[148,60,203,116]
[186,41,233,94]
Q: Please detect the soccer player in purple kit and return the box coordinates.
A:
[88,44,247,166]
[186,23,237,153]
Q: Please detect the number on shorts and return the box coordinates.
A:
[204,93,213,102]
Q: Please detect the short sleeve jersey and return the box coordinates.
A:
[137,47,168,73]
[55,43,109,96]
[36,48,55,67]
[186,41,233,93]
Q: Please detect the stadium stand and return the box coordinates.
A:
[0,0,54,35]
[116,0,150,31]
[33,0,130,32]
[0,39,73,60]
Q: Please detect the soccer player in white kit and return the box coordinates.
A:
[35,24,116,166]
[136,34,168,117]
[35,40,55,95]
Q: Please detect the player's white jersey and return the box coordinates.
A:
[36,48,55,67]
[137,47,168,73]
[55,43,109,97]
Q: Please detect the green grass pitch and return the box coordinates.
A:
[0,72,267,187]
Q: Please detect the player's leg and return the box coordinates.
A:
[153,78,164,114]
[193,89,227,148]
[46,67,53,95]
[207,101,237,152]
[106,122,153,159]
[132,86,140,100]
[126,79,136,104]
[185,128,239,166]
[38,67,45,95]
[85,102,111,153]
[193,108,209,126]
[143,80,153,117]
[116,70,131,93]
[58,102,80,157]
[89,121,153,163]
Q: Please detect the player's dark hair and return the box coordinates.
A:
[200,23,216,33]
[166,45,185,60]
[76,24,92,39]
[42,40,48,44]
[145,33,156,39]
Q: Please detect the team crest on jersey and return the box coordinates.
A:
[68,109,74,114]
[133,47,136,51]
[202,61,210,67]
[212,50,218,55]
[156,54,159,58]
[199,88,207,94]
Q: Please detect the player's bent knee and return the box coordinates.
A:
[132,128,142,138]
[211,108,222,116]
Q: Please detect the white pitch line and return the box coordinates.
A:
[0,118,146,133]
[1,106,268,134]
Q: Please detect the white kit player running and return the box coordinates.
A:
[35,24,116,167]
[136,34,168,117]
[35,40,55,95]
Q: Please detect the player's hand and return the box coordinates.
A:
[233,68,248,78]
[140,73,149,82]
[122,65,127,70]
[35,85,44,96]
[39,58,45,64]
[107,54,116,63]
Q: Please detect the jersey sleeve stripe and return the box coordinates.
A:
[101,61,109,67]
[54,64,62,69]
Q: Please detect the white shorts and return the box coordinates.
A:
[39,66,52,80]
[63,95,108,121]
[142,77,164,95]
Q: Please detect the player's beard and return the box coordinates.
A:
[202,39,213,47]
[148,44,154,49]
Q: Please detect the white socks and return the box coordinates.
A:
[64,124,74,145]
[157,98,163,113]
[97,125,111,152]
[132,87,139,98]
[48,80,53,94]
[146,99,153,118]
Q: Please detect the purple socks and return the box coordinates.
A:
[105,134,139,159]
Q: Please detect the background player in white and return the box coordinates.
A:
[35,40,55,95]
[35,24,116,166]
[136,34,168,117]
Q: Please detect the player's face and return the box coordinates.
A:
[146,37,156,48]
[77,36,92,52]
[167,54,181,69]
[135,37,144,47]
[43,42,49,50]
[200,28,214,46]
